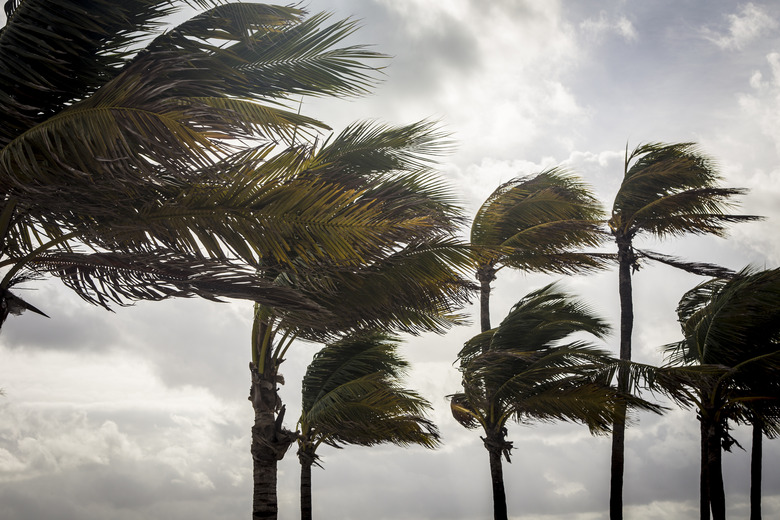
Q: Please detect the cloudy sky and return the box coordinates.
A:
[2,1,780,519]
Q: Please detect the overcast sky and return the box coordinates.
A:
[2,1,780,519]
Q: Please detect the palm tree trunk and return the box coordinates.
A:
[249,346,296,520]
[300,453,314,520]
[705,414,726,520]
[700,416,711,520]
[751,420,763,520]
[610,238,634,520]
[477,264,496,333]
[484,430,509,520]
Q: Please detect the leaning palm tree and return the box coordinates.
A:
[297,332,440,520]
[245,120,476,519]
[450,282,661,520]
[607,142,760,520]
[0,1,397,326]
[470,167,608,332]
[661,267,780,520]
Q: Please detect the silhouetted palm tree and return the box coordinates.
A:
[246,120,475,519]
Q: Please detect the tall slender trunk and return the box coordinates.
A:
[703,408,726,520]
[484,429,510,520]
[610,237,634,520]
[299,451,314,520]
[700,415,711,520]
[249,329,296,520]
[751,420,763,520]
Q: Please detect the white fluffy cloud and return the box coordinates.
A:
[702,3,778,50]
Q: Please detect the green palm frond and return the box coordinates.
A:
[610,142,760,239]
[637,250,736,278]
[0,0,193,142]
[299,332,439,455]
[274,239,476,339]
[672,267,780,366]
[487,282,611,351]
[471,167,608,274]
[222,12,386,100]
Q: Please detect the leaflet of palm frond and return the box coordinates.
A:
[30,251,326,315]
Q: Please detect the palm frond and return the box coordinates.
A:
[28,251,325,314]
[610,142,761,239]
[471,167,608,274]
[300,332,439,453]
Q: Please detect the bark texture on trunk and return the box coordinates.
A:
[610,237,634,520]
[476,264,496,333]
[299,444,316,520]
[483,429,511,520]
[249,357,296,520]
[751,420,763,520]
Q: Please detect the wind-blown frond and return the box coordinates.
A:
[28,251,326,314]
[471,167,609,275]
[299,332,440,456]
[610,142,760,240]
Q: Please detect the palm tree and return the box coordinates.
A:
[297,332,440,520]
[661,267,780,520]
[0,1,397,326]
[245,120,476,519]
[607,142,760,520]
[470,167,608,332]
[450,282,661,520]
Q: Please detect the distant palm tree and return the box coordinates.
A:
[607,142,759,520]
[0,1,394,326]
[297,332,440,520]
[450,282,661,520]
[470,167,608,332]
[661,267,780,520]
